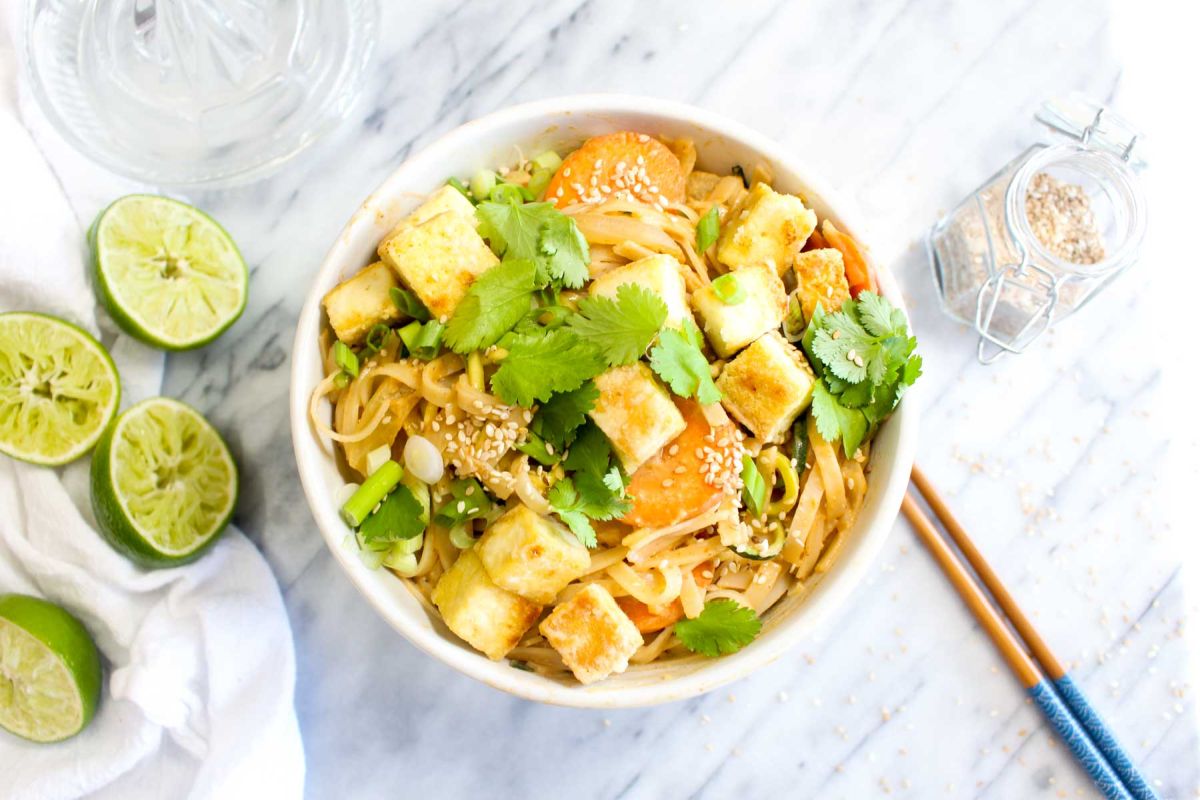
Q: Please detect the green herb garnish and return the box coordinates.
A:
[674,599,762,657]
[740,454,767,516]
[358,483,426,547]
[444,258,537,353]
[390,287,431,321]
[490,327,606,407]
[333,340,359,378]
[696,205,720,253]
[364,324,391,353]
[711,273,745,305]
[566,284,668,367]
[648,319,721,405]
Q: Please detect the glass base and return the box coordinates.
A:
[25,0,378,186]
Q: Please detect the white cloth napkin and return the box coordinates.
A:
[0,13,304,800]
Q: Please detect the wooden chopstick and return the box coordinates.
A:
[901,492,1139,800]
[909,466,1158,800]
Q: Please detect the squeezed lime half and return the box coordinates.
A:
[0,594,102,743]
[91,195,248,350]
[91,397,238,568]
[0,312,120,466]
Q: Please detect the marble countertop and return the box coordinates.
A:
[23,0,1196,797]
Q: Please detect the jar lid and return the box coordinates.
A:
[1035,94,1147,172]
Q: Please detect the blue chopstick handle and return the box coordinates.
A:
[1028,680,1133,800]
[1054,674,1160,800]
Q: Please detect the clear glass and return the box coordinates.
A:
[24,0,378,186]
[929,140,1146,359]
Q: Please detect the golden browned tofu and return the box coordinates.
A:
[476,504,591,604]
[377,188,499,321]
[793,248,851,322]
[589,363,687,473]
[321,261,403,344]
[717,332,816,443]
[691,263,788,358]
[431,549,542,660]
[539,584,643,684]
[589,254,694,330]
[717,183,817,275]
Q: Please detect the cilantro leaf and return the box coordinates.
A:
[444,258,536,353]
[649,319,721,404]
[548,473,631,548]
[476,200,560,262]
[673,599,762,657]
[358,484,426,548]
[534,382,598,451]
[810,382,869,457]
[567,284,668,367]
[538,214,590,289]
[856,290,908,338]
[490,328,606,407]
[562,422,614,478]
[434,478,493,526]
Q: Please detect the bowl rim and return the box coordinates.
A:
[289,93,920,708]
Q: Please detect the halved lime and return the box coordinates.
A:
[0,312,120,466]
[0,594,102,743]
[91,195,248,351]
[91,398,238,568]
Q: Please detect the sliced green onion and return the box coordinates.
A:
[470,170,498,201]
[740,454,767,517]
[790,415,810,471]
[527,167,555,199]
[403,434,444,484]
[711,273,746,305]
[391,532,424,556]
[532,150,562,171]
[696,206,720,253]
[333,372,351,389]
[364,324,391,353]
[447,176,472,201]
[390,286,431,321]
[382,548,418,575]
[340,460,403,527]
[516,432,558,467]
[467,351,485,391]
[398,320,423,354]
[783,291,806,342]
[359,548,387,569]
[333,340,359,377]
[410,320,445,360]
[449,524,476,550]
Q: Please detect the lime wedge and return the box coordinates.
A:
[0,594,102,743]
[91,398,238,568]
[0,312,120,466]
[91,195,247,350]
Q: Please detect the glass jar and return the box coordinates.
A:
[928,98,1147,362]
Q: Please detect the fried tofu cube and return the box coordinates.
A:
[717,331,816,443]
[431,549,542,661]
[691,264,788,358]
[477,505,590,604]
[539,584,643,685]
[589,254,694,329]
[589,363,687,473]
[321,261,403,344]
[717,183,817,275]
[377,189,499,321]
[793,248,851,322]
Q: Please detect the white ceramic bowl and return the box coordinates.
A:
[289,95,919,708]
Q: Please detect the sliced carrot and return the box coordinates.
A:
[617,562,715,633]
[821,220,875,297]
[545,131,687,209]
[622,399,735,529]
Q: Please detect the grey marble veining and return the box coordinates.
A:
[21,0,1197,797]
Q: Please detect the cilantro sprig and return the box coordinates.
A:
[803,292,921,456]
[548,423,630,547]
[567,284,668,367]
[444,258,537,353]
[490,327,606,407]
[673,599,762,657]
[648,319,721,404]
[358,484,426,548]
[475,199,590,289]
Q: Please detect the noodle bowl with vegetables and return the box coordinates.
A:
[309,128,920,686]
